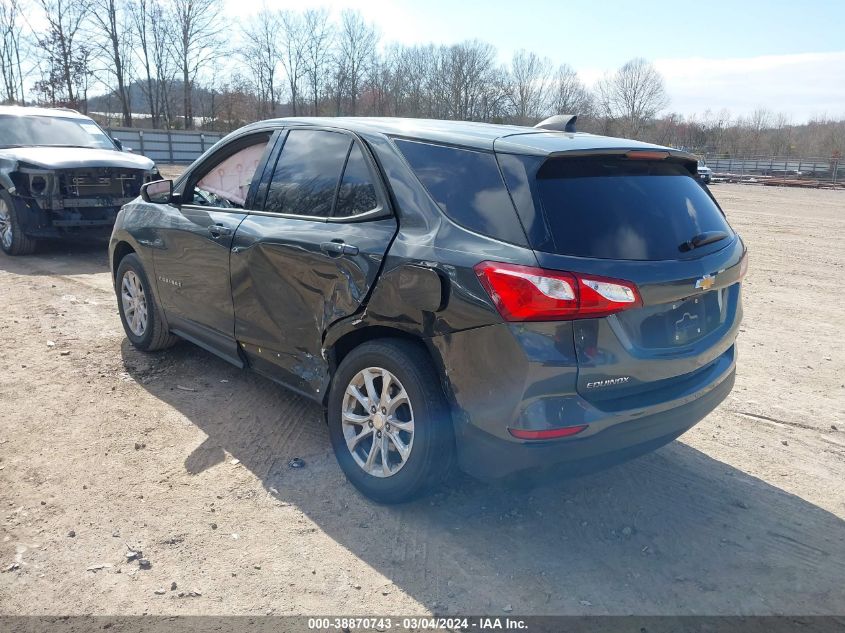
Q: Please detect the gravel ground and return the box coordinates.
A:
[0,184,843,616]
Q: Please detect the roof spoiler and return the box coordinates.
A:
[534,114,577,133]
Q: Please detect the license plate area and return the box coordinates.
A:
[670,295,707,345]
[624,287,728,350]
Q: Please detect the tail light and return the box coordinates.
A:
[474,261,642,322]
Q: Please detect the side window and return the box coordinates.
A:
[264,129,350,217]
[192,138,270,209]
[393,139,527,245]
[333,142,378,218]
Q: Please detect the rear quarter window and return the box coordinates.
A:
[535,157,733,260]
[393,139,527,246]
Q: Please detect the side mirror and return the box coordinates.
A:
[141,179,174,204]
[113,138,123,151]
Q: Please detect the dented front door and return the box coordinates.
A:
[229,129,397,398]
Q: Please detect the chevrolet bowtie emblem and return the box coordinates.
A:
[695,274,715,290]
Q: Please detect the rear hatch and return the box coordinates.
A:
[501,150,745,406]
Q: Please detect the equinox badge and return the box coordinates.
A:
[586,377,631,389]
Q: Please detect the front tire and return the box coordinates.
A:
[116,253,177,351]
[328,339,455,504]
[0,190,37,255]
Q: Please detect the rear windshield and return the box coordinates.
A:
[536,157,733,260]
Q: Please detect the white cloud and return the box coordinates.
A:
[651,52,845,121]
[574,52,845,122]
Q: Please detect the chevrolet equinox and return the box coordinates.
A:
[109,117,746,503]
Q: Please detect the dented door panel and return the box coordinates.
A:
[230,214,397,396]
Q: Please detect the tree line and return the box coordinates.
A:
[1,0,842,158]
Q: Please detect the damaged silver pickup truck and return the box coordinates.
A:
[0,106,158,255]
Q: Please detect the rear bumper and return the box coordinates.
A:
[429,320,737,481]
[455,367,734,480]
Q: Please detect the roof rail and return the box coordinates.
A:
[534,114,577,133]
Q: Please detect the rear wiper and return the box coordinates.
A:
[679,230,729,252]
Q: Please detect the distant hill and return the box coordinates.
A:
[87,80,215,117]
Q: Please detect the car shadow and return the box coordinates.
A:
[0,239,110,276]
[122,340,845,615]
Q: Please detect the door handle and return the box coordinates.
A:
[207,224,232,238]
[320,241,343,255]
[320,241,359,256]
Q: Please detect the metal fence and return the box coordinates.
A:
[703,154,842,186]
[105,127,226,164]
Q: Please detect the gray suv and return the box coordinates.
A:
[110,117,746,503]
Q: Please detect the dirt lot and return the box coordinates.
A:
[1,184,843,616]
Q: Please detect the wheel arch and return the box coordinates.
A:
[112,240,137,280]
[323,325,450,409]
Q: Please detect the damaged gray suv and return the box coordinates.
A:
[0,106,157,255]
[111,116,745,503]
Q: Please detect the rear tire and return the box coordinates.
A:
[328,339,455,504]
[116,253,177,352]
[0,190,37,256]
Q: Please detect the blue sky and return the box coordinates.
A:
[228,0,845,121]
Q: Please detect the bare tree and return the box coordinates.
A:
[170,0,225,129]
[385,45,425,117]
[129,0,176,127]
[241,5,282,118]
[90,0,134,125]
[508,49,551,124]
[130,0,156,124]
[365,43,403,116]
[0,0,27,104]
[302,8,333,116]
[150,1,176,126]
[769,112,793,155]
[335,10,377,116]
[549,64,592,117]
[700,108,732,153]
[444,40,501,120]
[597,57,668,137]
[34,0,93,109]
[743,106,771,155]
[278,10,306,116]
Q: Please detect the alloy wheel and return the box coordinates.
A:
[0,198,12,250]
[341,367,415,478]
[121,270,149,337]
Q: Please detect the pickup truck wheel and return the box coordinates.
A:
[328,339,455,504]
[116,253,177,351]
[0,190,37,256]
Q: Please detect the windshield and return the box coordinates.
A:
[0,114,116,150]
